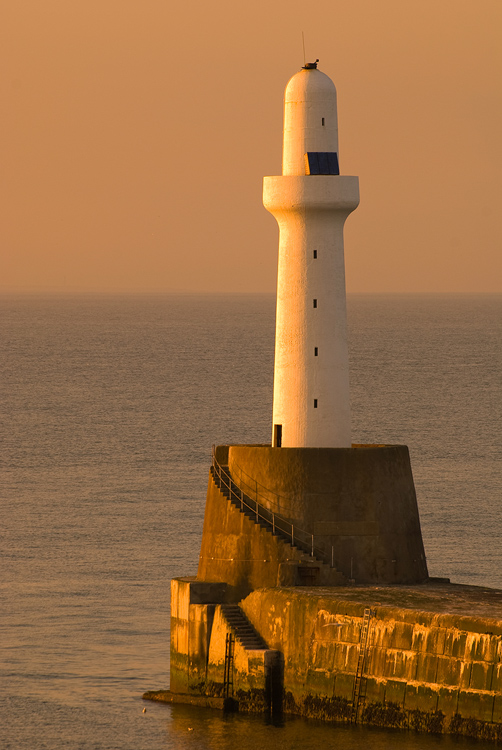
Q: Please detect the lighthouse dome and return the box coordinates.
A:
[282,66,339,175]
[284,67,337,105]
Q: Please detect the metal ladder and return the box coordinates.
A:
[351,607,374,722]
[223,632,235,699]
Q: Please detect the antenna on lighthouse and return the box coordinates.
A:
[302,32,306,67]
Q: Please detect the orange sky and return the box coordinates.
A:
[1,0,501,293]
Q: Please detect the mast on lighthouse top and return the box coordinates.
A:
[263,63,359,448]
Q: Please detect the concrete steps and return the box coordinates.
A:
[220,603,268,651]
[210,464,346,586]
[211,465,321,562]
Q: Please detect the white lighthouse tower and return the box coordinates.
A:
[263,62,359,448]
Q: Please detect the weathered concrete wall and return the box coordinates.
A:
[197,468,344,601]
[170,577,280,712]
[206,605,279,709]
[240,587,502,738]
[170,577,227,693]
[168,579,502,739]
[228,444,428,584]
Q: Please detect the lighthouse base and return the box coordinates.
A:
[197,444,428,598]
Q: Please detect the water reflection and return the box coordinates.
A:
[163,703,494,750]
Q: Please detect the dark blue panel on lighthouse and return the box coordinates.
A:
[318,152,329,173]
[305,152,339,175]
[327,152,339,174]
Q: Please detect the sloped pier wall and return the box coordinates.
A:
[227,444,428,584]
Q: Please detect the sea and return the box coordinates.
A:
[1,293,501,750]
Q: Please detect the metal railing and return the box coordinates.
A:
[229,460,288,515]
[211,446,332,565]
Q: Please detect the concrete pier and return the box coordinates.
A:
[145,443,502,741]
[157,577,502,742]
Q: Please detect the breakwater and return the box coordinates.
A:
[156,577,502,742]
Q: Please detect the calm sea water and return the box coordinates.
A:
[1,293,501,749]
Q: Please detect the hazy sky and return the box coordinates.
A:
[1,0,501,293]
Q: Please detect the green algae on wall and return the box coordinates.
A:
[166,578,502,740]
[239,587,502,739]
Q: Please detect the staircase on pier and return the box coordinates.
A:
[211,464,329,571]
[220,603,268,651]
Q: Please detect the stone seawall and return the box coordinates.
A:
[161,577,502,742]
[241,586,502,739]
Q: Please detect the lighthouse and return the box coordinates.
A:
[263,62,359,448]
[164,49,488,713]
[195,63,428,596]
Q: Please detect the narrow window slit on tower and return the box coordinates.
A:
[313,299,317,308]
[322,117,325,126]
[313,250,317,259]
[314,399,318,408]
[314,347,318,356]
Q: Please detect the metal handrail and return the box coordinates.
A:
[229,460,287,514]
[211,446,331,565]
